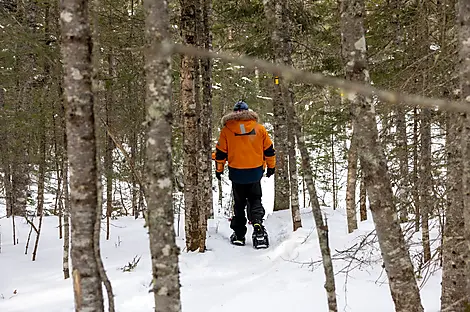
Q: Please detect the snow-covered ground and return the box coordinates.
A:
[0,176,442,311]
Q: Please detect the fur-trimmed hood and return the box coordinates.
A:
[221,110,259,126]
[221,110,260,135]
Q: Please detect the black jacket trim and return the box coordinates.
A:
[263,144,275,157]
[215,148,227,160]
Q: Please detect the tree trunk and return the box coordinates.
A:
[340,0,424,310]
[413,108,420,232]
[0,89,13,217]
[181,0,202,252]
[59,0,104,309]
[288,99,337,312]
[63,156,71,280]
[143,0,182,310]
[459,0,470,308]
[346,128,358,233]
[396,106,409,222]
[94,158,115,312]
[359,166,367,221]
[105,52,115,241]
[131,131,138,218]
[419,109,431,263]
[195,0,205,252]
[3,166,13,218]
[390,0,409,223]
[195,0,213,251]
[32,98,46,261]
[274,0,301,230]
[331,131,337,210]
[264,0,290,212]
[442,112,467,311]
[288,121,302,231]
[441,2,470,308]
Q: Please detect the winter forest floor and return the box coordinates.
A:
[0,177,443,312]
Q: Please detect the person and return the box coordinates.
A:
[214,100,276,248]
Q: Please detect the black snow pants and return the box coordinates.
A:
[230,180,265,238]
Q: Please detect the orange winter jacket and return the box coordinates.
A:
[214,110,275,184]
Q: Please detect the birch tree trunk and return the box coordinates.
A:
[181,0,201,252]
[288,117,302,231]
[340,0,423,310]
[346,128,358,233]
[143,0,182,310]
[59,0,104,310]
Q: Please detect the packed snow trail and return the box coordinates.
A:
[0,177,442,311]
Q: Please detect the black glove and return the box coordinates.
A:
[216,171,222,180]
[266,167,275,178]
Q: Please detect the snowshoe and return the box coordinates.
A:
[230,232,246,246]
[252,223,269,249]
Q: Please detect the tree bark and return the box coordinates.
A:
[143,0,182,310]
[181,0,202,252]
[340,0,423,310]
[263,0,290,212]
[442,1,470,309]
[59,0,104,309]
[346,128,358,233]
[288,116,302,231]
[196,0,213,251]
[359,166,367,221]
[275,0,301,230]
[461,0,470,306]
[441,112,467,311]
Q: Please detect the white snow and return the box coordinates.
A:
[256,95,272,101]
[0,176,443,311]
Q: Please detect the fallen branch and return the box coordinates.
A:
[159,42,470,114]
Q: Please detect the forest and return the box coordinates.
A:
[1,0,470,311]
